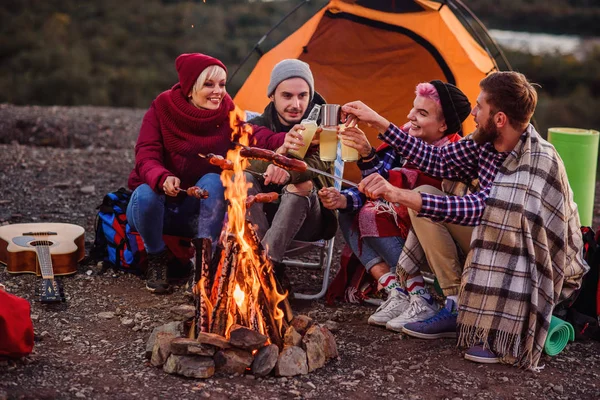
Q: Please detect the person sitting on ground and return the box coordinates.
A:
[246,59,338,290]
[127,53,285,294]
[319,81,468,330]
[343,71,587,369]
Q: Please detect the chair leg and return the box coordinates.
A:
[294,237,335,300]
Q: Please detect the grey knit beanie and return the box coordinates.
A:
[267,59,314,101]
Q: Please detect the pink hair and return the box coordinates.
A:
[415,82,441,106]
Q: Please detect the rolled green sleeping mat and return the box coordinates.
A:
[547,127,599,227]
[544,315,575,356]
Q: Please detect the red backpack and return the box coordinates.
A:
[0,288,34,358]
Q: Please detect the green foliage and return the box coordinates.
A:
[504,47,600,134]
[0,0,325,107]
[0,0,598,136]
[466,0,600,36]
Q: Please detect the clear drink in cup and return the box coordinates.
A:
[339,123,359,162]
[319,127,338,161]
[288,120,318,159]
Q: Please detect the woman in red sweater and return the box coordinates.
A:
[127,53,284,294]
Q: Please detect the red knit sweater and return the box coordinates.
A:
[128,85,284,191]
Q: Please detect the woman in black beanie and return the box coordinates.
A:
[319,81,471,330]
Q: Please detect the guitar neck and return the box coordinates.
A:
[35,243,55,279]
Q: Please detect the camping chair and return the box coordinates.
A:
[283,143,344,300]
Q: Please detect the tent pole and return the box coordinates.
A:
[229,0,313,85]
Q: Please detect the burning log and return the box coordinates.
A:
[192,238,213,337]
[244,221,294,326]
[209,235,239,337]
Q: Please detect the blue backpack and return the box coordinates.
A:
[92,188,146,274]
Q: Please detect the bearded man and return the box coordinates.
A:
[342,71,587,370]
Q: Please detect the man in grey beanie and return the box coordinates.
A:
[247,59,337,292]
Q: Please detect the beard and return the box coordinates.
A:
[472,115,500,145]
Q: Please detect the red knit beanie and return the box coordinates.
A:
[175,53,227,96]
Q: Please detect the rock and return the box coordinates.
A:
[302,325,327,372]
[283,326,303,347]
[387,374,395,383]
[80,185,95,194]
[290,315,313,336]
[275,346,308,377]
[52,182,71,189]
[121,318,134,327]
[97,311,114,319]
[320,326,339,360]
[163,354,215,379]
[170,338,215,357]
[214,348,254,375]
[196,332,232,349]
[169,304,195,320]
[304,381,316,390]
[150,332,176,367]
[552,385,564,394]
[146,321,183,358]
[251,344,279,377]
[323,320,340,332]
[228,324,268,351]
[353,370,366,378]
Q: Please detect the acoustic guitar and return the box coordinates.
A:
[0,223,85,303]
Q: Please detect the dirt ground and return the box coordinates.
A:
[1,104,600,400]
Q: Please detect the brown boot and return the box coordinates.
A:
[146,250,170,294]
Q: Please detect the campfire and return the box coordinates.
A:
[145,109,337,379]
[192,109,291,348]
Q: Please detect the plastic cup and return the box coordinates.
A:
[339,124,359,162]
[319,127,338,161]
[288,120,318,159]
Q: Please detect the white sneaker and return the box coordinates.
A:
[385,296,438,332]
[367,291,410,326]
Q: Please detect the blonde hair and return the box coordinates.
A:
[191,65,227,95]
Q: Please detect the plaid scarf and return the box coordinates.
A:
[457,125,587,370]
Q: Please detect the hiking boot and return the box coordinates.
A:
[386,295,438,332]
[146,250,171,294]
[401,298,458,339]
[368,290,410,326]
[273,261,292,297]
[464,344,500,364]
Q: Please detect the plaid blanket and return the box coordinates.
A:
[457,125,587,370]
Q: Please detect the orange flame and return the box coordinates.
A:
[219,108,287,339]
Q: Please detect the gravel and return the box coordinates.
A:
[1,104,600,399]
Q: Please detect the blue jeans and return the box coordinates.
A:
[338,211,405,272]
[126,173,226,255]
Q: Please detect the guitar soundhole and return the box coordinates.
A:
[30,240,55,247]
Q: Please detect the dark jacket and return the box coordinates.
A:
[248,91,338,240]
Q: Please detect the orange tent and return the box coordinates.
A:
[234,0,502,181]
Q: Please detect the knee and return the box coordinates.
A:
[131,184,163,209]
[286,180,313,193]
[197,173,225,197]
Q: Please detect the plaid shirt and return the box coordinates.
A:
[380,124,510,226]
[340,147,405,212]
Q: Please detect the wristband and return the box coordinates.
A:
[360,147,376,162]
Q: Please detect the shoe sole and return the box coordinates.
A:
[368,318,389,327]
[146,284,171,294]
[386,323,405,332]
[401,326,457,339]
[464,353,500,364]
